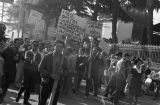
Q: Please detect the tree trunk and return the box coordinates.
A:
[112,0,118,43]
[147,0,154,45]
[91,0,99,21]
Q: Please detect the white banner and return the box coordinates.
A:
[86,20,102,37]
[48,27,62,39]
[57,9,86,41]
[99,39,111,54]
[28,9,42,24]
[35,19,45,31]
[0,0,14,3]
[117,20,133,42]
[57,9,103,41]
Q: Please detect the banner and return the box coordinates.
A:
[0,0,14,3]
[48,27,62,39]
[35,19,45,31]
[24,0,39,4]
[86,20,102,37]
[57,9,103,41]
[102,22,112,39]
[57,9,86,41]
[117,20,133,42]
[99,39,111,54]
[28,9,42,24]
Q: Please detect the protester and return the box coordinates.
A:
[16,40,41,105]
[0,23,7,103]
[1,38,22,102]
[84,47,105,98]
[104,52,122,98]
[38,40,66,105]
[75,48,86,92]
[127,58,145,105]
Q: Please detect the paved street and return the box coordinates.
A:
[0,82,160,105]
[1,88,102,105]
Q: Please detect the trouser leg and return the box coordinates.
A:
[85,78,92,96]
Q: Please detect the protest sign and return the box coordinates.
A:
[35,19,45,31]
[28,9,42,24]
[48,27,62,39]
[57,9,86,41]
[86,20,102,37]
[0,0,13,3]
[99,39,111,54]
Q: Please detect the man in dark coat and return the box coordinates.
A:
[1,38,22,100]
[38,40,66,105]
[16,40,41,105]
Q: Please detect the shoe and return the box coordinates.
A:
[153,97,159,100]
[24,101,31,105]
[93,94,97,97]
[84,96,88,99]
[72,89,76,94]
[16,96,20,102]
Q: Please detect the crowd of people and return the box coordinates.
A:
[0,23,160,105]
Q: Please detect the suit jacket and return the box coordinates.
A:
[38,52,65,79]
[24,50,41,72]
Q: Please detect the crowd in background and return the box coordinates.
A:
[0,23,160,105]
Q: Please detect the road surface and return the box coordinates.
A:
[0,86,160,105]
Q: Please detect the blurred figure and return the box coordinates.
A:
[16,40,41,105]
[38,42,45,58]
[128,58,144,105]
[0,23,7,104]
[75,48,86,92]
[38,40,65,105]
[1,38,22,101]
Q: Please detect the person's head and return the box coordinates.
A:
[39,42,45,52]
[14,38,22,49]
[110,54,115,60]
[0,36,7,53]
[140,64,146,72]
[24,38,30,45]
[92,47,98,55]
[66,48,73,55]
[54,40,65,54]
[147,61,152,67]
[45,42,52,51]
[134,58,143,67]
[115,51,122,60]
[122,53,129,61]
[32,40,39,52]
[78,48,84,55]
[130,56,136,66]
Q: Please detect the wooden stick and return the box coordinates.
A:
[48,80,58,105]
[48,36,69,105]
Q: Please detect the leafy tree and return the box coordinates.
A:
[120,0,160,44]
[5,4,21,36]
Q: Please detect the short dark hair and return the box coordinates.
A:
[54,39,65,47]
[115,51,122,57]
[14,38,21,43]
[134,58,143,65]
[123,53,129,57]
[32,40,39,45]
